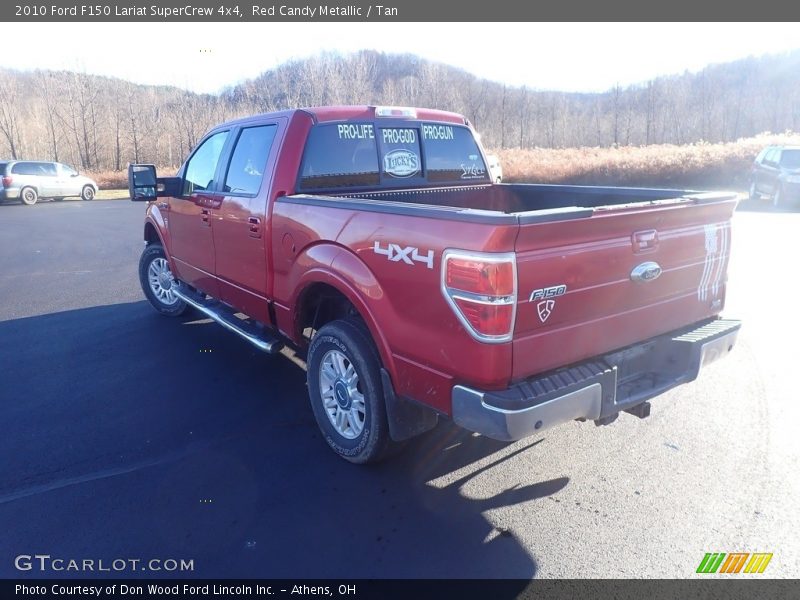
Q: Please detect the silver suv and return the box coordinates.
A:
[0,160,98,205]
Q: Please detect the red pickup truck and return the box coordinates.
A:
[128,105,741,464]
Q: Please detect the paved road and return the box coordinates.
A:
[0,198,797,579]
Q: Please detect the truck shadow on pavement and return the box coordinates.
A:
[0,302,568,579]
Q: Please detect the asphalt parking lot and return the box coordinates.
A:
[0,198,798,579]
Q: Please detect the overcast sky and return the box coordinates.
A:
[5,22,799,94]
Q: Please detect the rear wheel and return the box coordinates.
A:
[138,243,188,316]
[20,187,38,206]
[307,319,396,464]
[81,185,95,201]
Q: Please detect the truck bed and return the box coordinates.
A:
[324,183,715,215]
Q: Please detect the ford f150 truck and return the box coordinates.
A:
[128,105,741,464]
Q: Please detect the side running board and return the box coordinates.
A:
[172,285,283,354]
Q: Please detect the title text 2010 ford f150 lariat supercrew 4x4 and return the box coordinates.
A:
[128,105,741,464]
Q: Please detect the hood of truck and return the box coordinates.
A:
[510,198,737,381]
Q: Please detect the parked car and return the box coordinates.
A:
[749,145,800,207]
[128,105,740,464]
[0,160,98,205]
[486,153,503,183]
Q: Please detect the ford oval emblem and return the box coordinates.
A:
[630,261,662,283]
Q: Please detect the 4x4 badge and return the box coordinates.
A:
[537,300,555,323]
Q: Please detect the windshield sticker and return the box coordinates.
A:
[461,162,486,179]
[422,124,454,141]
[382,128,417,145]
[383,149,420,178]
[338,123,374,140]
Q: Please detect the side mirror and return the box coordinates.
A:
[71,173,79,177]
[128,164,157,202]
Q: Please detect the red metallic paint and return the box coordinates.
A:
[146,106,736,418]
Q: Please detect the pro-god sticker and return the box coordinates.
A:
[383,149,420,178]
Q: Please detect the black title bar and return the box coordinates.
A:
[3,0,800,21]
[4,580,799,600]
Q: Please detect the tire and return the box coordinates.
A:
[20,187,38,206]
[772,185,783,209]
[748,181,760,202]
[81,185,95,201]
[307,319,396,464]
[138,243,188,317]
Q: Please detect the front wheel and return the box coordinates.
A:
[138,243,188,316]
[748,181,760,201]
[307,319,395,464]
[772,185,783,209]
[81,185,95,201]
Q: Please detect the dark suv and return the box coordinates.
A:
[749,146,800,208]
[0,160,98,205]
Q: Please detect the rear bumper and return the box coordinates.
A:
[452,318,741,441]
[0,188,20,200]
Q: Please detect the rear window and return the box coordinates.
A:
[780,149,800,169]
[299,121,488,191]
[422,125,488,183]
[299,123,380,190]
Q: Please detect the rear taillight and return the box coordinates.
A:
[1,176,11,188]
[442,250,517,343]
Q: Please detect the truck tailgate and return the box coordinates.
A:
[512,196,737,381]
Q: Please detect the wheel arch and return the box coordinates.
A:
[143,220,163,246]
[289,245,396,383]
[294,262,439,443]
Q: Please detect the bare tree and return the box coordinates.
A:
[0,75,23,159]
[36,71,65,161]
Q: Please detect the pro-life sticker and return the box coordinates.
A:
[383,149,420,178]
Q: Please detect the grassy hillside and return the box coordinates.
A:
[493,133,800,190]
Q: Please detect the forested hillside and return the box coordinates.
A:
[1,49,798,174]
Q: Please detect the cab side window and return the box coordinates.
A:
[223,125,278,195]
[183,130,229,195]
[11,162,38,175]
[764,149,780,167]
[59,164,78,176]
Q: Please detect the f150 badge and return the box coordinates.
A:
[530,284,567,323]
[373,241,434,269]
